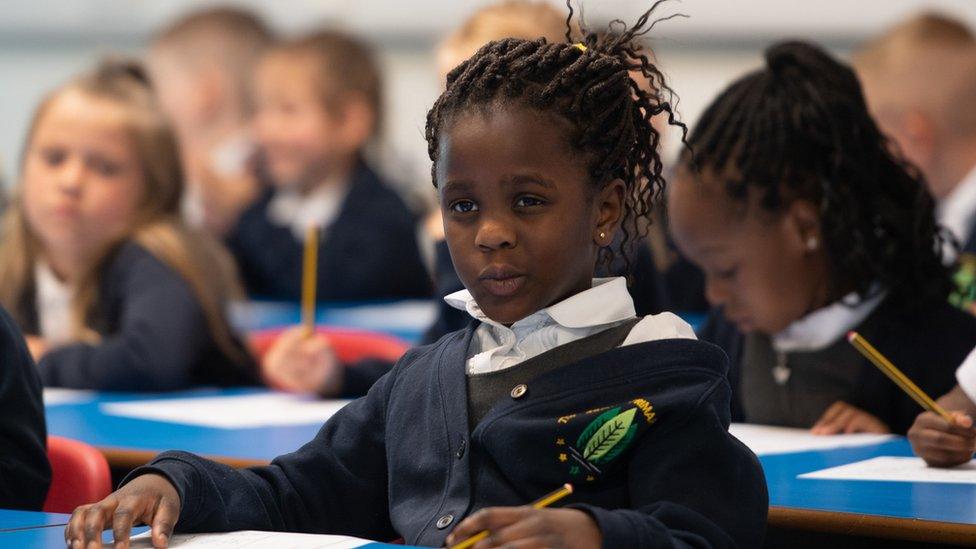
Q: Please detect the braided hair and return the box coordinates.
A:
[681,40,953,307]
[425,0,685,272]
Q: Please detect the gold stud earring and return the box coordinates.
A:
[599,231,606,240]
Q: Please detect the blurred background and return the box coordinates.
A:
[2,0,975,196]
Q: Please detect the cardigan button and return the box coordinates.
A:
[456,439,466,459]
[436,514,455,529]
[511,384,528,399]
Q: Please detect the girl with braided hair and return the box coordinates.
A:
[66,3,767,547]
[671,41,976,436]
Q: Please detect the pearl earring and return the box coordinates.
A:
[599,231,606,240]
[806,236,818,251]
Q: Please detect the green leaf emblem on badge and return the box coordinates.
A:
[578,407,638,463]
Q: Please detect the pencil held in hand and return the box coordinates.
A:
[301,225,319,337]
[448,484,574,549]
[847,331,953,423]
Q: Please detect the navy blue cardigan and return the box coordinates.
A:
[699,295,976,434]
[0,305,50,510]
[227,162,431,301]
[127,325,767,548]
[22,242,257,391]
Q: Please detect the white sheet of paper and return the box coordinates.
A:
[799,456,976,484]
[43,387,95,406]
[129,530,375,548]
[101,394,352,429]
[729,423,894,456]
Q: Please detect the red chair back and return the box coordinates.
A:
[248,327,410,364]
[43,436,112,513]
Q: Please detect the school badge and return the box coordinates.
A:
[950,254,976,314]
[555,398,656,483]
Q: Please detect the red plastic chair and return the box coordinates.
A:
[248,327,410,364]
[43,436,112,513]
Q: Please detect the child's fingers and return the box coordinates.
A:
[950,412,976,433]
[475,538,549,549]
[445,507,531,546]
[811,402,848,434]
[915,428,976,453]
[65,503,97,548]
[921,446,975,468]
[80,496,119,548]
[472,511,545,548]
[150,495,179,548]
[109,495,151,549]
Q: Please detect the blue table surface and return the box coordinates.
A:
[230,299,436,344]
[0,509,69,531]
[46,388,322,463]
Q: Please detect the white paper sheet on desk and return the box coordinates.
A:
[799,456,976,484]
[129,530,376,548]
[729,423,894,456]
[43,387,95,406]
[101,394,352,429]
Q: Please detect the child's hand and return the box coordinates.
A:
[811,401,891,435]
[65,473,180,549]
[24,335,47,361]
[908,411,976,467]
[190,153,260,237]
[262,327,343,396]
[444,507,601,549]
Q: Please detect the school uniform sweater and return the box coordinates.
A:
[126,325,767,548]
[699,294,976,434]
[226,161,431,301]
[0,305,50,510]
[19,242,257,391]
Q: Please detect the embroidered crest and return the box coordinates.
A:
[950,254,976,314]
[556,398,656,482]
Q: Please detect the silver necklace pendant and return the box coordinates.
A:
[772,352,791,385]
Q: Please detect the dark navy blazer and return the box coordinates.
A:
[128,325,768,548]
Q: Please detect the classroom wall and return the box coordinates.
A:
[1,0,974,207]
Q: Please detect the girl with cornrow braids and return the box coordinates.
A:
[66,3,768,547]
[672,41,976,436]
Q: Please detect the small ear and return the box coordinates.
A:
[195,68,226,123]
[594,178,625,246]
[783,198,822,254]
[900,109,937,168]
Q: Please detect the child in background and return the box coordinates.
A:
[229,30,430,301]
[854,14,976,260]
[0,305,50,510]
[147,7,273,236]
[66,6,767,547]
[671,41,976,435]
[0,60,256,391]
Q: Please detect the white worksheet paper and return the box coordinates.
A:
[799,456,976,484]
[129,530,376,548]
[101,394,352,429]
[729,423,894,456]
[43,387,95,406]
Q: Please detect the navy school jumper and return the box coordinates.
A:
[126,323,768,548]
[226,160,431,301]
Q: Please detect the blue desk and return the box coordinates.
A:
[230,299,435,343]
[0,510,69,532]
[46,388,324,468]
[762,438,976,544]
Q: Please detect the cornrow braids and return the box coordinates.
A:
[681,40,953,307]
[425,0,686,273]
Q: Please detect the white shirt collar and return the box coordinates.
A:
[267,180,350,241]
[771,288,887,352]
[34,261,73,345]
[938,163,976,258]
[445,276,636,329]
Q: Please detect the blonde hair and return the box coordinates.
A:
[266,30,384,139]
[440,0,569,65]
[854,12,976,133]
[151,6,273,117]
[0,60,248,364]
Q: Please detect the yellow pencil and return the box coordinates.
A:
[301,225,319,337]
[448,484,574,549]
[847,331,954,423]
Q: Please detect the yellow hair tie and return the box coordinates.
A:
[573,43,588,52]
